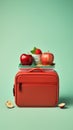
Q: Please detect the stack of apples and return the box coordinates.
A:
[20,47,54,66]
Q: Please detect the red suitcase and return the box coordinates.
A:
[13,68,59,107]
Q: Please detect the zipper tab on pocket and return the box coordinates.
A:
[19,83,22,92]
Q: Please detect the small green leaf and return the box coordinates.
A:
[33,47,36,50]
[30,50,34,54]
[30,47,37,54]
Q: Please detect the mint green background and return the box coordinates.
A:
[0,0,73,130]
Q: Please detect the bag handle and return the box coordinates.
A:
[28,68,44,72]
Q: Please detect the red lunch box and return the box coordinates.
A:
[13,68,59,107]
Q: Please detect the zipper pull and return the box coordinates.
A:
[19,83,22,92]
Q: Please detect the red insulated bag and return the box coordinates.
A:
[13,68,59,107]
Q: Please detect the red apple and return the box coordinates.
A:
[20,54,33,65]
[30,47,42,54]
[35,48,42,54]
[27,54,33,65]
[40,52,54,65]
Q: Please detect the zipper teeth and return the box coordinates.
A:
[17,82,57,85]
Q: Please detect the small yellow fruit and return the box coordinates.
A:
[5,101,14,108]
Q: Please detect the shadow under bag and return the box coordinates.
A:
[13,68,59,107]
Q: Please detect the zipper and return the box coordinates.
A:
[18,82,57,85]
[19,83,22,92]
